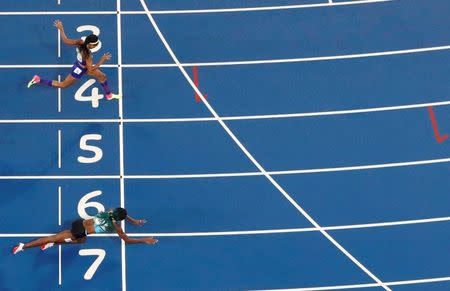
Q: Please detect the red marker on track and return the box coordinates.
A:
[428,106,448,143]
[193,66,207,102]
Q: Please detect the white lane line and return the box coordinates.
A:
[387,276,450,287]
[220,100,450,120]
[116,1,127,290]
[0,175,120,180]
[257,282,380,291]
[0,0,392,16]
[115,216,450,237]
[0,11,116,16]
[58,245,62,285]
[1,44,450,69]
[57,75,61,112]
[57,129,62,169]
[0,119,119,123]
[57,30,61,58]
[58,186,62,226]
[268,157,450,175]
[127,157,450,179]
[255,276,450,291]
[126,100,450,122]
[121,45,450,68]
[139,0,390,289]
[173,45,450,67]
[0,65,76,68]
[0,99,448,124]
[0,156,448,180]
[2,215,450,237]
[130,0,391,14]
[324,216,450,232]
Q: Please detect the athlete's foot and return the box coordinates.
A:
[12,243,25,254]
[27,75,40,88]
[106,93,122,100]
[41,242,55,251]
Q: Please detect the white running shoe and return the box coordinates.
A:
[12,243,24,254]
[106,93,122,100]
[40,242,55,251]
[27,75,40,88]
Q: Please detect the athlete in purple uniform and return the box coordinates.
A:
[27,20,121,100]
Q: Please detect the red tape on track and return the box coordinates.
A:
[428,106,448,143]
[193,66,208,102]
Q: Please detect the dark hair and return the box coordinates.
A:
[77,34,98,58]
[111,207,127,221]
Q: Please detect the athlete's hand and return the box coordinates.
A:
[134,219,147,226]
[53,20,64,31]
[101,52,112,61]
[144,238,158,245]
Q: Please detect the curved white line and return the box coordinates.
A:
[255,276,450,291]
[0,119,120,123]
[139,0,390,289]
[2,216,450,238]
[0,157,448,180]
[127,157,450,179]
[125,100,450,122]
[1,45,449,70]
[123,45,450,68]
[113,216,450,237]
[0,11,116,16]
[0,0,391,16]
[130,0,392,14]
[0,100,448,124]
[269,157,450,175]
[0,65,75,68]
[0,175,119,180]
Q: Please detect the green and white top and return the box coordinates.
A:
[93,212,115,233]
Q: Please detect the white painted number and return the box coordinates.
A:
[76,25,102,53]
[77,134,103,164]
[77,190,105,219]
[79,249,106,280]
[74,79,103,108]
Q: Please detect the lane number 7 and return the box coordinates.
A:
[79,249,106,280]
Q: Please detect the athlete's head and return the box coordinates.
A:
[111,207,127,221]
[84,34,99,49]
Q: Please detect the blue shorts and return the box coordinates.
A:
[71,61,87,79]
